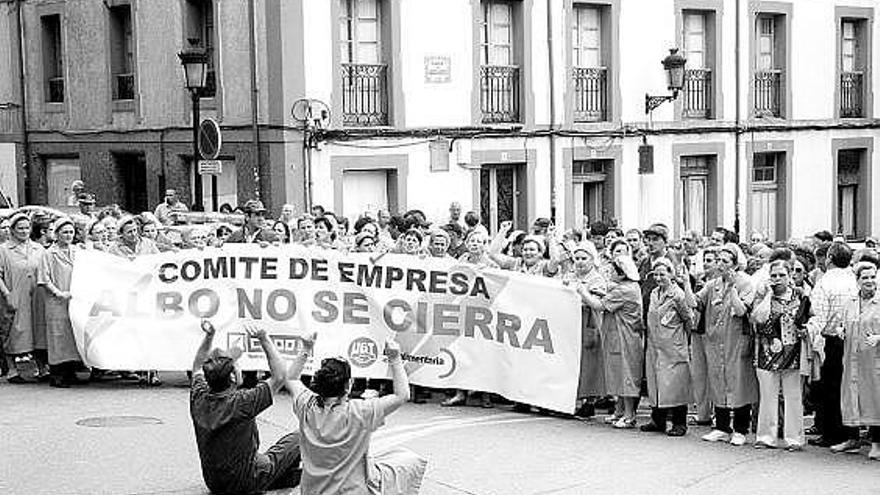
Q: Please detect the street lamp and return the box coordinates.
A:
[178,43,209,209]
[645,48,687,114]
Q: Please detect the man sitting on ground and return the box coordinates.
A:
[190,320,301,495]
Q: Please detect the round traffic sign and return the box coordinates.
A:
[198,118,222,160]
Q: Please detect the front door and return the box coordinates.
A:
[480,163,526,232]
[116,153,147,213]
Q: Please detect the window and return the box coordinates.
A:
[480,0,519,123]
[682,11,713,119]
[840,19,866,118]
[185,0,216,98]
[680,156,710,235]
[753,14,785,117]
[750,152,782,240]
[573,159,614,224]
[572,4,607,122]
[837,149,863,238]
[339,0,387,126]
[41,15,64,103]
[109,4,135,101]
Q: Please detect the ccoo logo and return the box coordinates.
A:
[348,337,379,368]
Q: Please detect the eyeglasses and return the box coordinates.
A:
[793,267,805,273]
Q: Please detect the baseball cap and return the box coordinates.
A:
[78,193,96,205]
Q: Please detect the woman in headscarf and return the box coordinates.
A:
[599,239,632,281]
[640,257,695,437]
[697,242,758,446]
[579,254,643,427]
[0,212,47,383]
[84,220,110,251]
[833,262,880,459]
[750,260,811,450]
[139,214,177,252]
[560,241,608,417]
[38,217,83,388]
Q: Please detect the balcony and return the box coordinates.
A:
[47,77,64,103]
[572,67,607,123]
[113,72,135,101]
[840,71,863,118]
[0,103,22,135]
[753,70,782,118]
[480,65,520,124]
[341,63,388,126]
[683,69,712,119]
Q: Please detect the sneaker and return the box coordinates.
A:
[702,430,730,442]
[604,414,623,424]
[667,425,687,437]
[613,417,636,429]
[830,439,861,454]
[868,443,880,460]
[754,440,776,449]
[730,433,747,446]
[785,443,803,452]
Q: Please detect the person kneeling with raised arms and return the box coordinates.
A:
[279,328,428,494]
[189,320,302,495]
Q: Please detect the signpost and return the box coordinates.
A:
[198,118,222,160]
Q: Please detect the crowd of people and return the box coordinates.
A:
[2,189,880,463]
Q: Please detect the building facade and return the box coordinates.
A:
[0,0,878,240]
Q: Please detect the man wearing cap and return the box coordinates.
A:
[190,320,302,495]
[154,189,189,226]
[638,223,677,319]
[77,193,97,218]
[66,180,85,207]
[226,200,279,244]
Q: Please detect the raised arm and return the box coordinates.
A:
[192,319,216,374]
[244,322,287,394]
[378,339,410,415]
[284,331,317,394]
[487,221,516,268]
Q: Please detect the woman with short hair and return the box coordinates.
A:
[750,260,811,450]
[833,262,880,459]
[640,257,694,437]
[286,334,427,494]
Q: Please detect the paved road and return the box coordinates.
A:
[2,373,879,495]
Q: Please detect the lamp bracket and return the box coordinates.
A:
[645,91,679,114]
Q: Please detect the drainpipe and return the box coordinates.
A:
[247,0,261,201]
[733,0,742,235]
[14,0,30,205]
[546,0,557,224]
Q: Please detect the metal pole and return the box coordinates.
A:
[192,90,203,209]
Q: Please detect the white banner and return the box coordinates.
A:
[69,245,582,412]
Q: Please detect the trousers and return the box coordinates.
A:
[756,368,804,447]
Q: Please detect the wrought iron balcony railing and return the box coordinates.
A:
[683,68,712,119]
[113,72,135,101]
[572,67,607,122]
[341,63,388,126]
[753,70,782,117]
[47,77,64,103]
[840,71,864,118]
[480,65,520,124]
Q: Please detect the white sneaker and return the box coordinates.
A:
[701,429,730,442]
[604,414,622,424]
[362,389,380,399]
[730,433,747,446]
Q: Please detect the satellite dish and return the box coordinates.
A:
[291,98,330,129]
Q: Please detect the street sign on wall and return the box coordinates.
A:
[198,160,222,175]
[198,118,222,160]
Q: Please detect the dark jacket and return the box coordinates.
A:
[225,226,279,244]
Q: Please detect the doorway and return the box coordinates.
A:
[115,152,147,213]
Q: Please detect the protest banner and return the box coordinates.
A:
[68,245,582,412]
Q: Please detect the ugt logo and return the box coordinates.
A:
[348,337,379,368]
